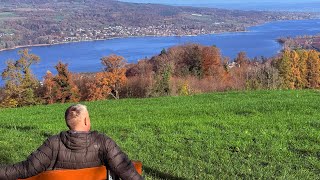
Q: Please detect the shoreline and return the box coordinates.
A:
[0,32,246,53]
[0,18,317,53]
[0,19,291,52]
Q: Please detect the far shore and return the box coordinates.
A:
[0,18,317,53]
[0,32,242,53]
[0,21,269,53]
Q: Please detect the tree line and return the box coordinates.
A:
[1,44,320,108]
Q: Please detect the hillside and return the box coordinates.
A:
[0,90,319,179]
[0,0,313,50]
[279,35,320,51]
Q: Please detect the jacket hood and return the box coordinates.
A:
[60,130,99,150]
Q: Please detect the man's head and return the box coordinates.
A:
[65,104,91,131]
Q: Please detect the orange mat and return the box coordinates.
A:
[21,166,107,180]
[20,161,142,180]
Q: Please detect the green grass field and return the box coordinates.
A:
[0,90,320,179]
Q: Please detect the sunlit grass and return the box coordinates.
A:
[0,90,320,179]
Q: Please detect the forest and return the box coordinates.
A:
[1,44,320,108]
[0,0,314,50]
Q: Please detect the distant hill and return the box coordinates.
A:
[0,0,314,50]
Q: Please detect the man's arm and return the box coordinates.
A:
[0,138,54,180]
[103,136,143,180]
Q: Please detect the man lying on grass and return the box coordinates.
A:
[0,104,142,180]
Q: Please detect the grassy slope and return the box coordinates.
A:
[0,90,319,179]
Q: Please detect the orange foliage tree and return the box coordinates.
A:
[84,72,112,101]
[42,62,80,104]
[201,46,223,77]
[307,50,320,88]
[42,71,55,104]
[54,62,80,103]
[101,54,127,99]
[274,49,320,89]
[296,50,308,89]
[290,50,301,89]
[229,52,251,90]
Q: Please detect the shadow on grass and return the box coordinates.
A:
[0,148,13,164]
[40,131,54,138]
[144,166,187,180]
[0,124,37,132]
[234,109,257,117]
[289,144,320,160]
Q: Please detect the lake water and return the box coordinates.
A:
[0,19,320,83]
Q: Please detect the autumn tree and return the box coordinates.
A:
[290,50,301,89]
[85,80,103,101]
[220,57,232,88]
[72,73,100,101]
[296,49,308,88]
[165,44,203,77]
[229,52,251,90]
[201,46,222,77]
[274,49,320,89]
[1,49,40,107]
[101,54,127,99]
[306,50,320,88]
[52,61,80,103]
[274,49,294,89]
[84,72,113,101]
[234,51,249,67]
[42,70,55,104]
[124,59,154,98]
[183,45,203,77]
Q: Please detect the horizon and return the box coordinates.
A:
[118,0,320,11]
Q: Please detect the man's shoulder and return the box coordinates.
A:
[93,131,111,140]
[45,130,112,143]
[92,131,116,146]
[46,133,62,143]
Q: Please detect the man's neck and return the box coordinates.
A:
[69,130,90,133]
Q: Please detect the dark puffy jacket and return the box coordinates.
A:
[0,131,143,180]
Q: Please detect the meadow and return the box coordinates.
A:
[0,90,319,179]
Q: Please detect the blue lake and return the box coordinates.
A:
[0,19,320,83]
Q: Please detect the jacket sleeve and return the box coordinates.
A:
[103,136,143,180]
[0,138,54,180]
